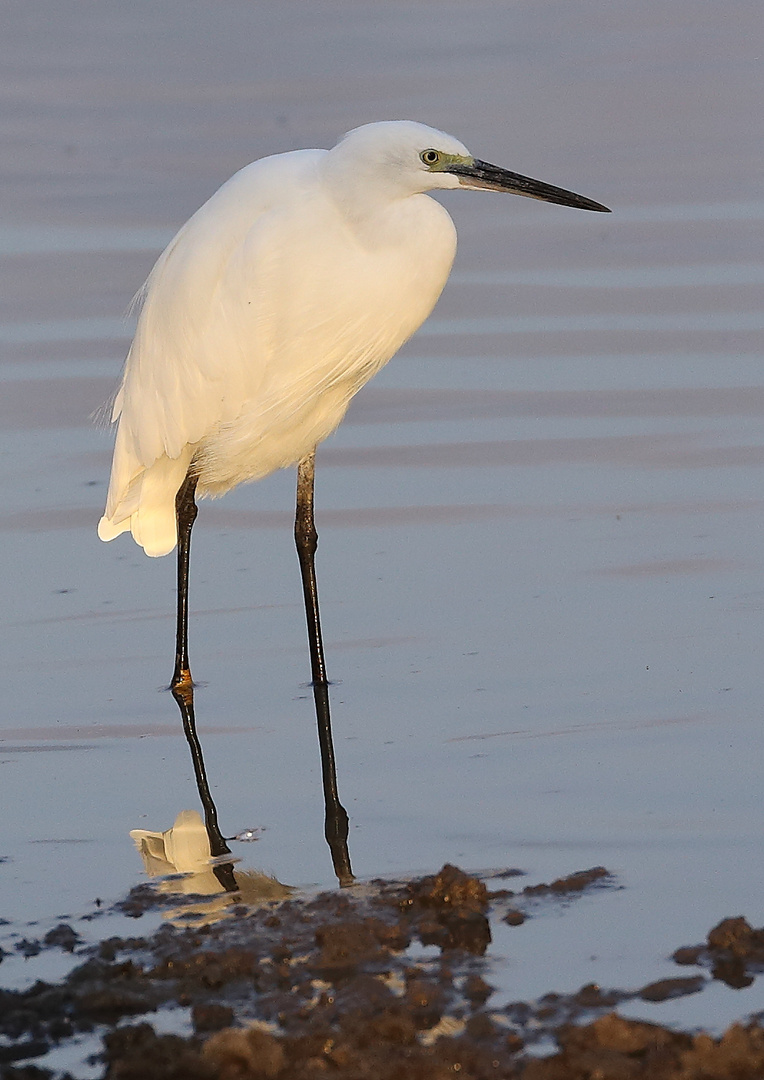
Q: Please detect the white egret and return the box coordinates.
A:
[98,122,608,872]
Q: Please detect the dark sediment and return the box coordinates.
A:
[1,864,764,1079]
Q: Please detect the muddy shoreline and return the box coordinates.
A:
[3,863,764,1079]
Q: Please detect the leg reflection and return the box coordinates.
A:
[169,453,354,888]
[171,680,239,893]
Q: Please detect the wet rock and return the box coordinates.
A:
[366,915,409,951]
[333,973,397,1017]
[41,925,79,953]
[191,1003,235,1033]
[102,1023,214,1079]
[359,1002,418,1048]
[465,1011,497,1040]
[672,945,703,966]
[13,940,41,959]
[679,1023,764,1078]
[117,884,161,919]
[312,920,386,975]
[673,915,764,990]
[707,916,762,956]
[586,1012,682,1054]
[439,908,492,954]
[572,983,612,1009]
[713,958,755,990]
[638,975,705,1002]
[202,1026,286,1079]
[402,864,492,955]
[462,974,494,1005]
[68,956,138,985]
[403,976,446,1029]
[523,866,613,897]
[78,985,156,1022]
[151,948,258,988]
[506,1000,534,1025]
[521,1013,692,1079]
[404,863,489,913]
[98,937,149,962]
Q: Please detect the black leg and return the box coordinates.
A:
[169,470,237,891]
[171,680,239,892]
[172,470,199,693]
[295,450,354,887]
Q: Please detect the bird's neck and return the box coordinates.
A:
[319,158,418,240]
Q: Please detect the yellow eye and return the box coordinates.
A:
[420,149,441,166]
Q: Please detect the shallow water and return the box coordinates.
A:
[1,0,764,1062]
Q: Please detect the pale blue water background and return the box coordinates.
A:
[1,0,764,1064]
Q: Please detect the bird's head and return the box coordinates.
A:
[325,120,610,212]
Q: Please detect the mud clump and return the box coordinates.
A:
[191,1003,236,1034]
[203,1027,286,1079]
[312,920,388,975]
[101,1023,216,1080]
[400,862,492,954]
[95,1012,764,1080]
[489,866,614,930]
[521,1013,764,1079]
[3,866,764,1079]
[42,925,80,953]
[638,975,705,1002]
[522,865,613,897]
[404,862,489,912]
[674,915,764,989]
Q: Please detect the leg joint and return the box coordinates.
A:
[176,472,199,534]
[295,515,318,554]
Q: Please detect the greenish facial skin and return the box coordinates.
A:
[420,149,475,173]
[422,148,611,213]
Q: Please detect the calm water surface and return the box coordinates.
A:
[1,0,763,1058]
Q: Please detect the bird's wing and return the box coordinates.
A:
[101,151,326,532]
[191,189,458,493]
[100,149,456,555]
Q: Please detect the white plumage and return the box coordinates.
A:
[99,120,608,558]
[99,122,467,556]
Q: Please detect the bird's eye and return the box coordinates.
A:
[420,149,441,166]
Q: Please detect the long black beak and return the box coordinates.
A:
[449,159,610,213]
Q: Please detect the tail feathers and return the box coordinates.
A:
[97,515,132,543]
[98,451,193,558]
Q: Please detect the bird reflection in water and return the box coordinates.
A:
[131,677,355,910]
[130,809,291,925]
